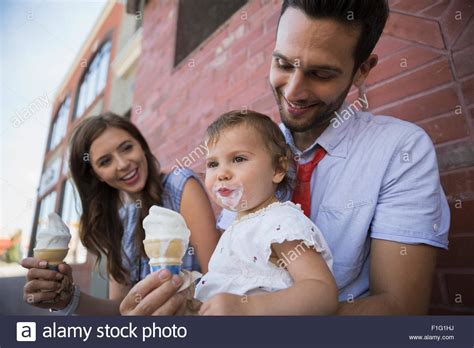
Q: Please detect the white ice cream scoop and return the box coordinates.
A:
[34,213,71,270]
[143,206,191,241]
[142,206,191,275]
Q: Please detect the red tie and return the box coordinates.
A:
[292,147,326,217]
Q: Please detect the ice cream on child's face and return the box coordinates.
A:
[212,182,244,211]
[205,124,282,216]
[35,213,71,250]
[142,206,190,270]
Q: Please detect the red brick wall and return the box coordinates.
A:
[368,0,474,315]
[132,0,281,174]
[133,0,474,314]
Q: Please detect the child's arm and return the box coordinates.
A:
[199,240,338,315]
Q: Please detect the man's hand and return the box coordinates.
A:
[120,269,185,315]
[199,293,248,316]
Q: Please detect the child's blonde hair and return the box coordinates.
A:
[205,110,294,200]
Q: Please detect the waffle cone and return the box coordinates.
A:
[33,248,68,265]
[144,239,185,265]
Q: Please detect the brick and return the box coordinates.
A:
[438,236,474,267]
[462,76,474,105]
[453,45,474,78]
[192,46,217,72]
[447,199,474,235]
[248,28,276,56]
[226,8,250,34]
[230,76,270,108]
[420,0,450,18]
[251,93,278,114]
[245,50,266,75]
[260,0,276,7]
[430,273,445,304]
[437,139,474,172]
[241,0,261,17]
[390,0,437,13]
[246,4,268,33]
[346,88,360,105]
[418,113,470,144]
[367,59,453,109]
[263,8,280,34]
[216,75,249,104]
[204,24,231,54]
[441,0,474,46]
[441,167,474,201]
[228,50,249,74]
[453,17,474,51]
[376,86,460,122]
[367,46,442,86]
[446,274,474,306]
[384,12,445,49]
[373,35,410,59]
[231,26,263,55]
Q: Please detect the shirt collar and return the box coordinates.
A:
[280,102,355,159]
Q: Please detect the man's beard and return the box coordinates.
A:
[272,83,352,133]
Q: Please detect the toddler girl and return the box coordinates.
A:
[195,110,337,315]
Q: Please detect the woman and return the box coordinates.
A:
[22,112,219,315]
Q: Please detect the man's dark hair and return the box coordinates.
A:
[279,0,389,72]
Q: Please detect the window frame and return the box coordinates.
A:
[47,95,71,151]
[73,38,113,119]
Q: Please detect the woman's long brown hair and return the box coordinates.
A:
[69,112,163,284]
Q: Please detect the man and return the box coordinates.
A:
[121,0,449,315]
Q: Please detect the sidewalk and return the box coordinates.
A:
[0,261,53,315]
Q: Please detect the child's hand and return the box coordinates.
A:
[199,293,249,316]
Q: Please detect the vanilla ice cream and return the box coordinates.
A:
[142,206,190,274]
[34,213,71,269]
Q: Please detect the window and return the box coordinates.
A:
[74,40,112,118]
[174,0,247,66]
[48,96,70,150]
[60,180,87,264]
[39,156,62,197]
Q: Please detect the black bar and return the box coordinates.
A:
[1,316,473,347]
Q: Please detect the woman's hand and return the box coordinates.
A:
[120,269,186,315]
[21,257,74,310]
[199,293,249,316]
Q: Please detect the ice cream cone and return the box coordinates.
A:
[34,213,71,271]
[142,206,191,275]
[33,248,69,270]
[144,238,186,274]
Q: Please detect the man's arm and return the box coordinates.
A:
[337,239,437,315]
